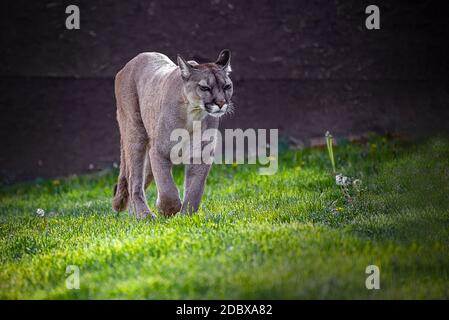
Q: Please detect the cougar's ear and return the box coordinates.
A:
[216,49,232,73]
[187,60,199,67]
[177,54,192,79]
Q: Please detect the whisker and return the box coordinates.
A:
[224,103,235,118]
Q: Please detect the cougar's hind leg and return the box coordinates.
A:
[112,138,129,212]
[112,69,154,219]
[124,130,155,219]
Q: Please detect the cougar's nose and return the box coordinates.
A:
[216,100,226,109]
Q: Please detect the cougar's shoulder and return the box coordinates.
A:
[135,52,176,70]
[116,52,176,85]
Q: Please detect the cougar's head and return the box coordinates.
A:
[177,49,234,118]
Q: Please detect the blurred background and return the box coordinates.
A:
[1,0,448,182]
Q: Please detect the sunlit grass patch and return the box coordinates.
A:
[0,136,448,299]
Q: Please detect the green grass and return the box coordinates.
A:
[1,136,448,299]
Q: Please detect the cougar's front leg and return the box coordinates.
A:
[149,149,181,216]
[181,164,211,215]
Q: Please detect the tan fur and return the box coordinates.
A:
[112,50,233,218]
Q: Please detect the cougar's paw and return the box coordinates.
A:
[128,200,155,220]
[112,183,129,212]
[156,196,181,217]
[140,211,157,220]
[129,208,156,220]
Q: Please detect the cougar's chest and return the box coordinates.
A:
[186,108,208,133]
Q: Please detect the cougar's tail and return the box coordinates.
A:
[112,140,129,212]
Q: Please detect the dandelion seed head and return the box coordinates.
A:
[336,174,351,187]
[36,208,45,217]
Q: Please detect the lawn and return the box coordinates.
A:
[0,136,448,299]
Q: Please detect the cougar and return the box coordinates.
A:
[112,50,233,218]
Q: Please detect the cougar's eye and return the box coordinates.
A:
[199,85,211,92]
[223,84,232,90]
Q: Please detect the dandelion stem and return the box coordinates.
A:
[325,131,336,174]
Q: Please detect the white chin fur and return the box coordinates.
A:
[208,111,225,118]
[207,104,227,118]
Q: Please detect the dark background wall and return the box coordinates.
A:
[1,0,448,182]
